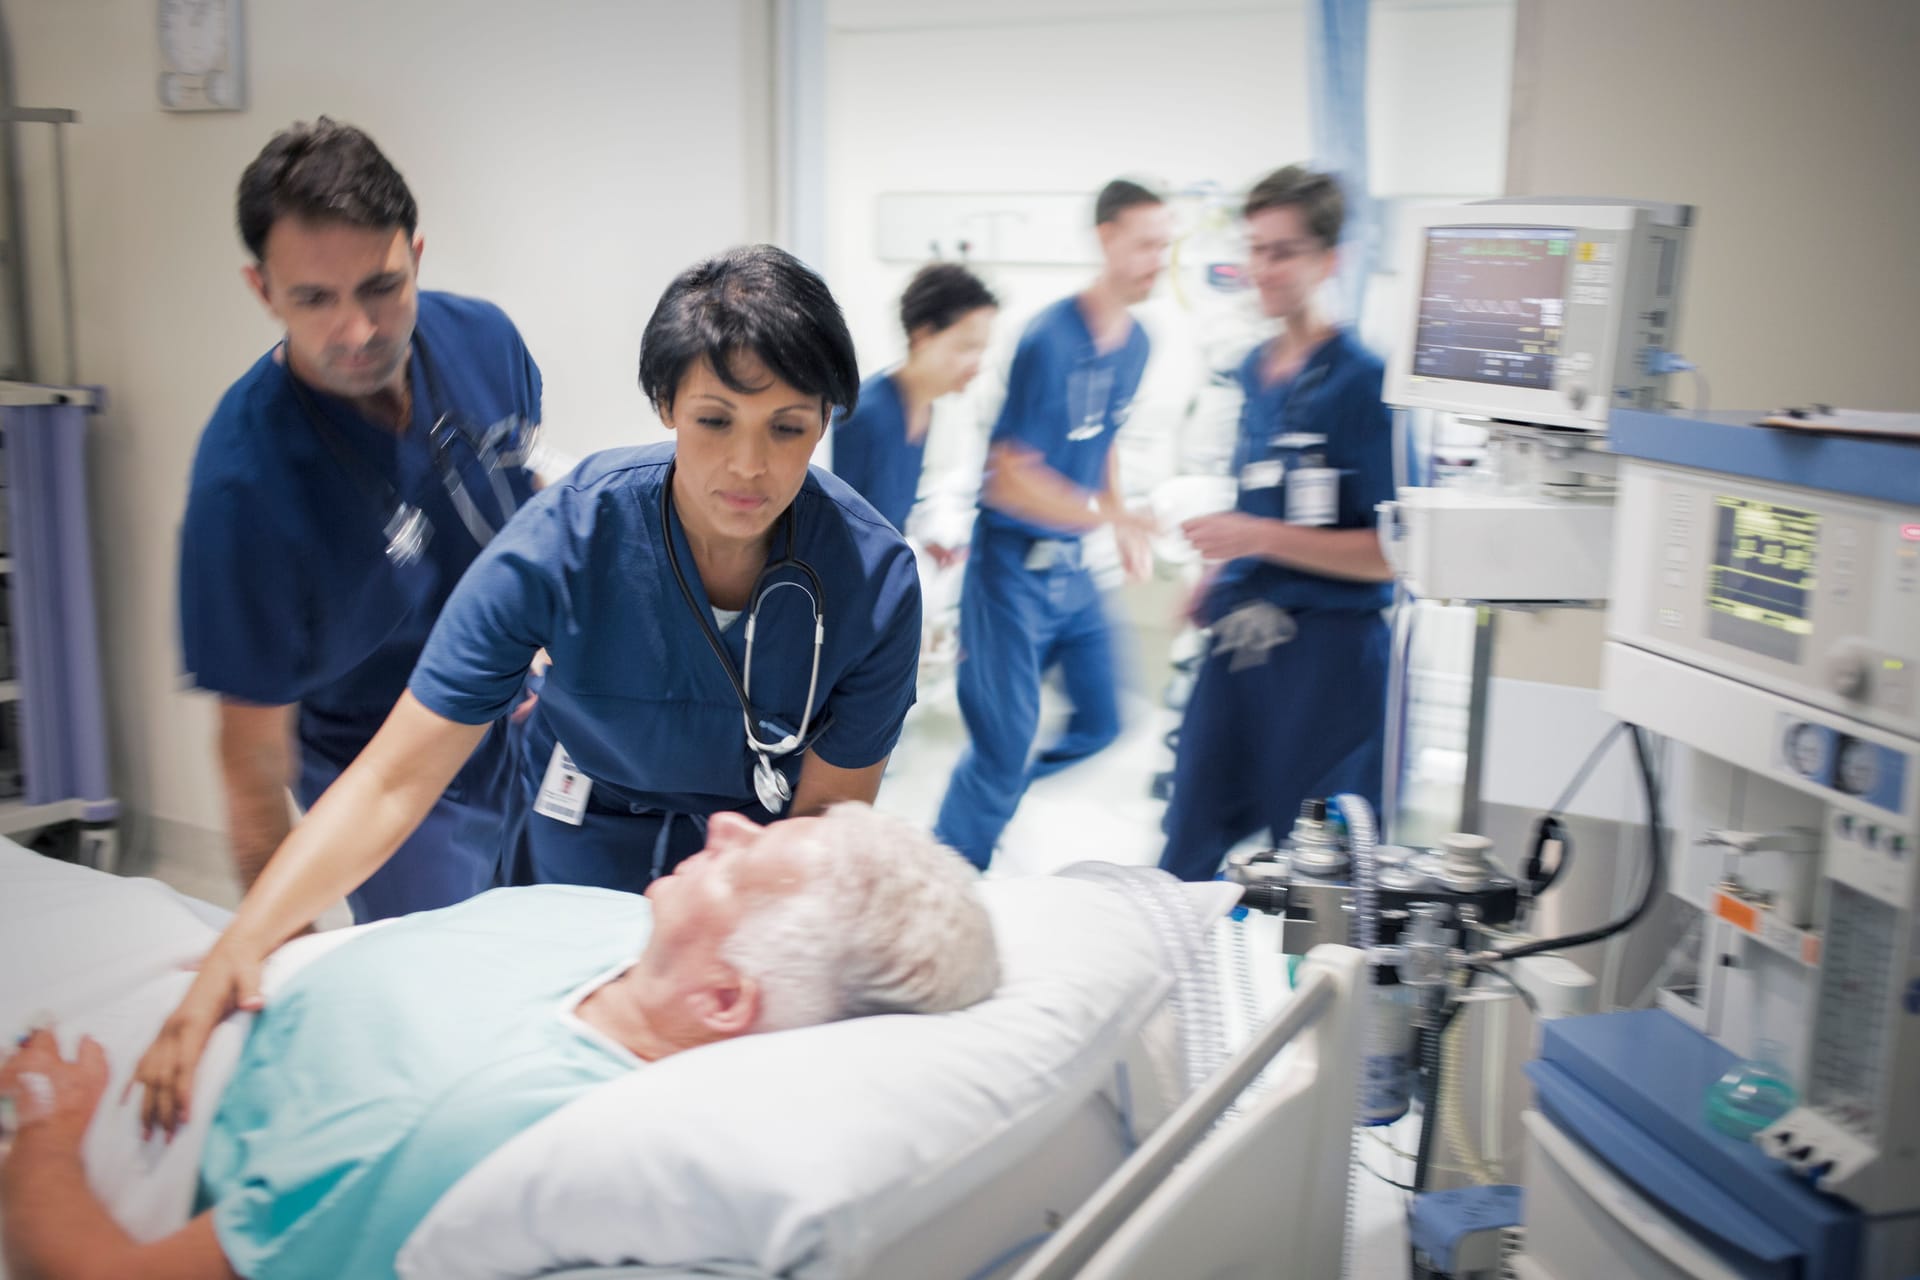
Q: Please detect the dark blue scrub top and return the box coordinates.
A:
[407,444,923,817]
[179,291,543,784]
[830,371,923,534]
[979,296,1150,539]
[1205,329,1395,619]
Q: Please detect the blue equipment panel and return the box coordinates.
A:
[1526,1009,1861,1280]
[1610,409,1920,508]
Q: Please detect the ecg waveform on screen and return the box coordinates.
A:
[1707,497,1820,636]
[1412,232,1571,390]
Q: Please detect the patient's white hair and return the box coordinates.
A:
[720,803,1001,1032]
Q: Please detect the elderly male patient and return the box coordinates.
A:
[0,805,999,1280]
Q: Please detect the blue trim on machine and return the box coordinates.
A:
[1530,1010,1861,1279]
[1527,1060,1799,1279]
[1610,409,1920,506]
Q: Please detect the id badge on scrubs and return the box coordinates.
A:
[533,743,592,826]
[1285,466,1339,526]
[1239,459,1285,492]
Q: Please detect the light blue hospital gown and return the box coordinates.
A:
[198,885,650,1280]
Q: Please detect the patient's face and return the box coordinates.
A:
[646,813,820,959]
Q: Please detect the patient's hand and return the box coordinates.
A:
[130,946,265,1139]
[1,1028,108,1155]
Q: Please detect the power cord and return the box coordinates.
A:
[1641,347,1711,412]
[1479,724,1665,964]
[1523,721,1627,895]
[1464,962,1540,1017]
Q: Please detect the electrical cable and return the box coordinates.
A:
[1548,721,1628,815]
[1369,1120,1479,1179]
[1361,1160,1417,1195]
[1463,962,1539,1017]
[1481,724,1665,964]
[1523,720,1628,895]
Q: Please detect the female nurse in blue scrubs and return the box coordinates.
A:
[831,263,998,542]
[1158,167,1397,882]
[138,247,923,1117]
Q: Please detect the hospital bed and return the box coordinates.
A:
[0,837,1363,1280]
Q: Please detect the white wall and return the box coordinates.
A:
[823,0,1515,493]
[1490,0,1920,695]
[10,0,772,854]
[1508,0,1920,412]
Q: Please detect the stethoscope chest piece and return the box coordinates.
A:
[383,503,433,567]
[753,755,793,813]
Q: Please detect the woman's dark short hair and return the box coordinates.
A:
[899,263,998,337]
[236,117,418,261]
[639,245,861,418]
[1094,178,1164,227]
[1243,166,1345,248]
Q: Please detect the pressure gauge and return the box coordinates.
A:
[1836,738,1880,797]
[1784,722,1830,780]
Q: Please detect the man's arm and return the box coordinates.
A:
[982,442,1155,543]
[217,700,298,890]
[1,1032,239,1280]
[1181,513,1392,582]
[136,694,491,1137]
[980,441,1102,533]
[1095,450,1152,579]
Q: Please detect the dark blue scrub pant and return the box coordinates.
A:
[934,527,1122,870]
[1158,608,1389,882]
[297,744,505,922]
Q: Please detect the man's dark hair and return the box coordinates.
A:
[1094,178,1164,227]
[639,245,861,417]
[899,263,998,337]
[236,117,418,261]
[1243,165,1345,248]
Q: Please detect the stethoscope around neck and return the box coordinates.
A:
[660,461,826,814]
[285,329,537,566]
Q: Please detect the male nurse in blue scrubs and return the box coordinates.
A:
[1159,166,1396,881]
[933,181,1169,870]
[831,263,998,543]
[178,119,545,921]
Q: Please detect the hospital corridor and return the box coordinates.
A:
[3,1,1919,1278]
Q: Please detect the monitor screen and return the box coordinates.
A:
[1706,495,1820,663]
[1412,226,1573,390]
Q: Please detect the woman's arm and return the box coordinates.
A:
[789,753,887,817]
[134,694,487,1136]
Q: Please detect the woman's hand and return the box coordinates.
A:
[130,947,265,1140]
[1,1028,109,1156]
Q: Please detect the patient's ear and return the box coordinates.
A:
[692,966,762,1040]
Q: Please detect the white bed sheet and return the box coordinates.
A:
[0,839,374,1249]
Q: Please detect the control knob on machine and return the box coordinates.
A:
[1825,639,1874,701]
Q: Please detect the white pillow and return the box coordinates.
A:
[398,872,1226,1280]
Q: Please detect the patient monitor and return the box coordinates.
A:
[1383,199,1693,432]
